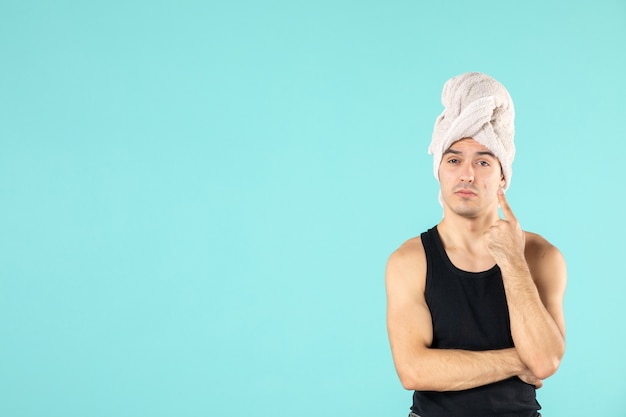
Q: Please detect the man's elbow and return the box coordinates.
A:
[399,376,417,391]
[400,376,429,391]
[397,367,432,391]
[397,369,418,390]
[529,348,565,380]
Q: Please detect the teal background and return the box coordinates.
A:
[1,1,624,416]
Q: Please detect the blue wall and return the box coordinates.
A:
[1,1,625,415]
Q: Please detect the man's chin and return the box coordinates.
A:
[454,207,482,218]
[444,200,482,218]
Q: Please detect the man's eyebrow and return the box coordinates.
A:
[476,150,497,158]
[443,149,496,158]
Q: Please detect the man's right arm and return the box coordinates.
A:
[385,238,541,391]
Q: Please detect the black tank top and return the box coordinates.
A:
[411,226,540,417]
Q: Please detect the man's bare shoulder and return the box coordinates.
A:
[523,231,567,287]
[386,236,427,289]
[524,231,565,264]
[388,236,425,265]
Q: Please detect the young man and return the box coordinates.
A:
[386,73,566,417]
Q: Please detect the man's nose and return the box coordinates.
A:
[460,163,474,183]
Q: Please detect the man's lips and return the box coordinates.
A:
[454,189,477,198]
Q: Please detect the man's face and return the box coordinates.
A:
[438,138,505,218]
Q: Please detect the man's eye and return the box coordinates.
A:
[478,161,490,167]
[448,158,459,164]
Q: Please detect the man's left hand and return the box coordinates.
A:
[484,189,526,267]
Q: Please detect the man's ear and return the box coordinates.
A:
[498,163,506,187]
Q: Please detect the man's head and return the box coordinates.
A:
[437,137,505,217]
[429,72,516,193]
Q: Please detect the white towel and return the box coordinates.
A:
[429,72,516,191]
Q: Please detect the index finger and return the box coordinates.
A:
[497,188,517,221]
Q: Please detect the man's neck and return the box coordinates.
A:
[437,209,500,254]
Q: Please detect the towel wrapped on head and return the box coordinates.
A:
[429,72,516,191]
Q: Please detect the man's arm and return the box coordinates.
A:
[484,190,567,380]
[385,238,541,391]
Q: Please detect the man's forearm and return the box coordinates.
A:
[400,347,528,392]
[500,261,565,379]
